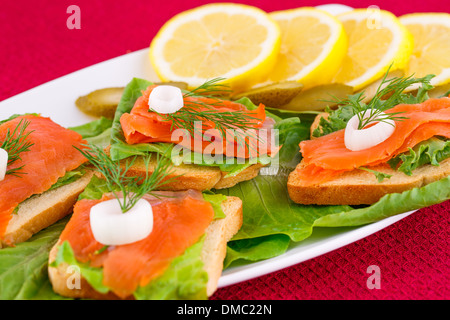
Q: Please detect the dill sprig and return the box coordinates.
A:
[76,144,177,213]
[182,77,231,98]
[152,78,263,153]
[1,118,34,177]
[332,69,435,130]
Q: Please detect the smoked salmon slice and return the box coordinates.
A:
[0,115,87,238]
[119,85,277,158]
[297,97,450,185]
[58,190,215,298]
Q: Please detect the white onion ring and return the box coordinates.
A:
[90,198,153,246]
[344,111,396,151]
[148,85,184,114]
[0,148,8,181]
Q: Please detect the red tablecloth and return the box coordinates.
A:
[1,0,448,300]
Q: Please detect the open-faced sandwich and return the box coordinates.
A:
[288,73,450,205]
[48,145,243,299]
[0,114,92,247]
[108,78,280,191]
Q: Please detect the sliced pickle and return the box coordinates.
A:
[76,87,125,119]
[75,82,188,119]
[280,83,353,111]
[231,81,304,108]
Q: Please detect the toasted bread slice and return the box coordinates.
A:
[290,113,450,205]
[0,171,94,248]
[123,155,263,191]
[287,158,450,205]
[48,196,243,299]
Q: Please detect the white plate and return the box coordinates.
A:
[0,3,416,289]
[219,211,413,287]
[0,49,156,127]
[0,46,416,289]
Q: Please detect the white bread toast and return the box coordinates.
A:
[105,144,264,191]
[288,113,450,205]
[48,196,243,299]
[288,159,450,205]
[122,155,264,191]
[0,171,93,248]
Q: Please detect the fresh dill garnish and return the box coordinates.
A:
[312,70,435,137]
[339,71,434,130]
[151,78,263,153]
[1,118,34,177]
[182,77,231,98]
[75,144,177,213]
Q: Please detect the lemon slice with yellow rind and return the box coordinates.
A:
[333,9,414,91]
[268,7,348,89]
[399,13,450,87]
[149,3,281,93]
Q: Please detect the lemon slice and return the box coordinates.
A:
[149,3,281,93]
[399,13,450,87]
[268,7,348,88]
[333,9,413,91]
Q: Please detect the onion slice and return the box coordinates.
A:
[344,111,396,151]
[0,148,7,181]
[148,85,184,114]
[90,198,153,246]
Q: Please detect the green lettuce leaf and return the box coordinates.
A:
[0,218,69,300]
[217,173,352,242]
[220,170,450,268]
[0,113,40,125]
[216,113,351,243]
[202,192,227,219]
[69,117,113,139]
[358,167,392,183]
[13,168,86,215]
[134,239,208,300]
[312,105,354,138]
[314,176,450,227]
[48,168,85,192]
[224,234,291,268]
[169,146,271,178]
[108,78,177,161]
[77,174,111,200]
[108,78,286,175]
[218,111,450,267]
[51,237,209,300]
[69,116,114,148]
[388,137,450,175]
[51,241,109,294]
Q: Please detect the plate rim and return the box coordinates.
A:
[218,210,414,287]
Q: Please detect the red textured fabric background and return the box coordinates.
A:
[0,0,448,300]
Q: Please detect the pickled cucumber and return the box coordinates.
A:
[231,81,304,108]
[280,83,353,111]
[75,87,125,119]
